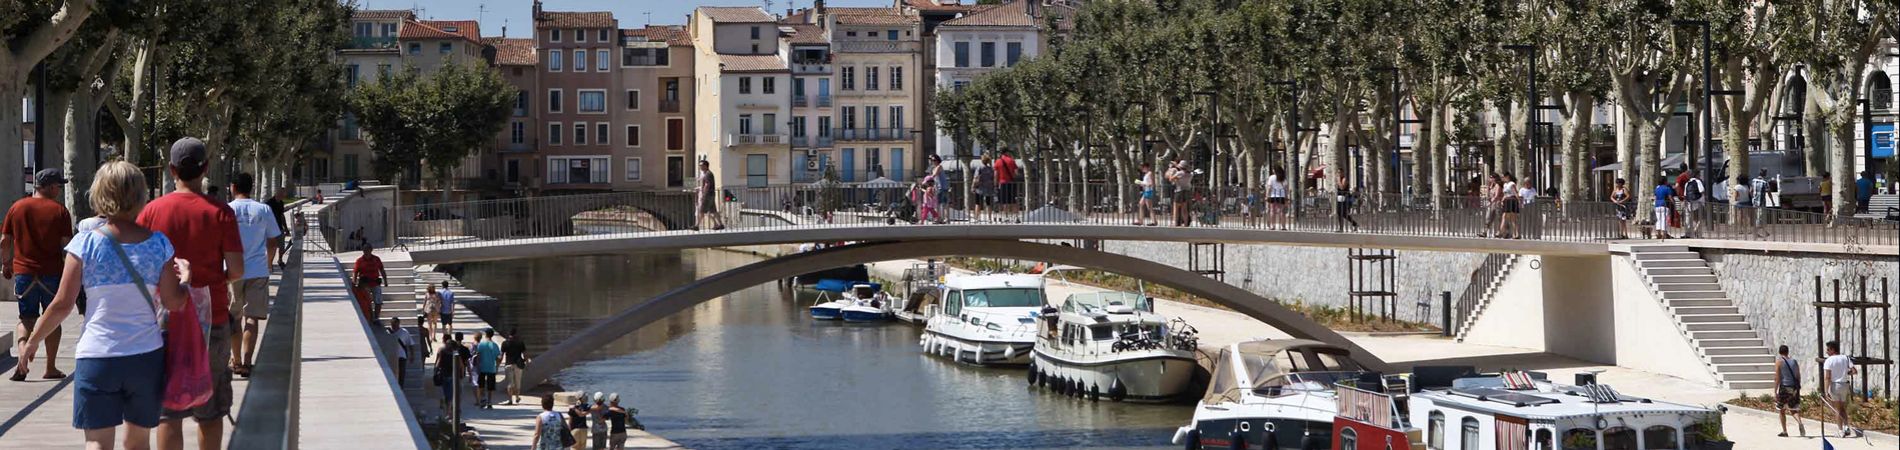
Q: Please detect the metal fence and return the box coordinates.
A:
[389,181,1898,252]
[1453,254,1516,338]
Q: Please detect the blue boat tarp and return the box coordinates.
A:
[813,279,880,293]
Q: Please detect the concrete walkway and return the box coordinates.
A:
[296,243,429,448]
[0,270,291,448]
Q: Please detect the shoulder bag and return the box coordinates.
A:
[105,229,213,411]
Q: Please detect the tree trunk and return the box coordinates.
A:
[64,88,100,217]
[1637,119,1663,222]
[0,77,26,203]
[1618,110,1637,187]
[1412,106,1433,200]
[121,41,157,161]
[1802,95,1827,177]
[1559,93,1595,205]
[1827,116,1855,218]
[1426,105,1448,209]
[1329,110,1352,188]
[39,91,72,174]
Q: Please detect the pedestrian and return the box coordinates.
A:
[475,329,502,409]
[927,154,948,209]
[975,155,997,221]
[534,395,567,450]
[15,161,185,449]
[438,281,457,334]
[1136,163,1159,226]
[1480,173,1502,237]
[354,244,387,320]
[1652,177,1676,239]
[4,168,74,381]
[1819,171,1833,215]
[994,149,1020,216]
[1240,183,1259,227]
[1266,166,1289,230]
[1517,180,1538,239]
[1680,172,1705,238]
[567,395,592,450]
[1729,175,1753,229]
[1819,340,1862,438]
[1334,173,1358,232]
[605,393,632,449]
[589,392,609,449]
[1773,345,1806,437]
[227,173,281,379]
[391,318,417,387]
[424,285,442,337]
[141,137,245,450]
[1855,171,1875,214]
[265,188,289,269]
[503,327,529,405]
[1497,173,1520,239]
[693,159,726,230]
[1750,170,1770,211]
[433,333,455,413]
[1611,178,1632,238]
[1170,160,1195,226]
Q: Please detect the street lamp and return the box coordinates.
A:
[1673,19,1714,185]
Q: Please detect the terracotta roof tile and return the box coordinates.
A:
[717,54,787,73]
[354,9,415,20]
[828,7,919,26]
[699,7,776,23]
[622,25,690,46]
[536,11,616,28]
[784,24,827,45]
[940,1,1033,27]
[485,37,537,66]
[400,20,483,44]
[901,0,981,14]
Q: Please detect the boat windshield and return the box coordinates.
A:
[964,288,1045,308]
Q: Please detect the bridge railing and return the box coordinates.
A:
[388,181,1894,252]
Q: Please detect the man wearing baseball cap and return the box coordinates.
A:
[141,137,244,450]
[3,168,74,381]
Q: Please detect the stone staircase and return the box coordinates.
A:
[1625,245,1775,390]
[1453,254,1520,342]
[340,251,421,323]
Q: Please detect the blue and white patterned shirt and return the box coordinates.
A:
[66,230,175,358]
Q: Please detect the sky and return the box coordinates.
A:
[361,0,898,37]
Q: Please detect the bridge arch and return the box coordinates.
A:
[518,239,1395,386]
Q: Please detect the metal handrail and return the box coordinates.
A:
[229,201,311,449]
[1453,253,1514,337]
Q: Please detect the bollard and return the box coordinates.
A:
[1440,291,1452,337]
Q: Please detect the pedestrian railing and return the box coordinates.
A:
[387,181,1892,252]
[1453,253,1515,339]
[229,200,311,449]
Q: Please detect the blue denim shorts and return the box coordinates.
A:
[15,274,60,320]
[73,349,166,429]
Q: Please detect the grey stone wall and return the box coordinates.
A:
[1706,250,1898,397]
[1091,241,1489,324]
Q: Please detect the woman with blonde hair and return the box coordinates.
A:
[17,161,191,450]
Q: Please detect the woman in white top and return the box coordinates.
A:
[1498,174,1520,239]
[1136,163,1158,226]
[17,161,189,449]
[1266,166,1290,230]
[533,395,567,450]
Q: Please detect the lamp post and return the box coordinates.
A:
[1194,90,1221,194]
[1073,106,1095,212]
[1500,44,1539,193]
[1023,113,1045,207]
[1673,19,1714,186]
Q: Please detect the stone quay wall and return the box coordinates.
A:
[1706,250,1898,397]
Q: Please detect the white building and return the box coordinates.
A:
[931,0,1048,160]
[692,7,794,187]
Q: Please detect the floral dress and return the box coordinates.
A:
[535,411,566,450]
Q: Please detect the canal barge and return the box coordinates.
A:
[920,273,1046,365]
[1327,369,1724,450]
[1028,291,1200,402]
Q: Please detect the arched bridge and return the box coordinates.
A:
[516,240,1400,386]
[400,191,696,240]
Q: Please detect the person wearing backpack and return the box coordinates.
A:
[16,161,192,449]
[533,395,571,450]
[1681,173,1706,238]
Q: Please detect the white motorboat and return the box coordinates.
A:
[919,273,1046,365]
[1172,340,1366,450]
[1327,368,1724,450]
[1028,291,1200,402]
[806,278,863,321]
[840,284,894,322]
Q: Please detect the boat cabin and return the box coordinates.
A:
[1333,370,1724,450]
[936,274,1046,331]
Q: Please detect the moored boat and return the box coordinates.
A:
[920,273,1046,366]
[1028,291,1200,402]
[1172,339,1366,450]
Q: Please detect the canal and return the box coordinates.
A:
[459,249,1194,450]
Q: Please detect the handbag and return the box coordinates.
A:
[558,413,578,447]
[106,229,214,411]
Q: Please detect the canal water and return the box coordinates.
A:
[459,249,1193,450]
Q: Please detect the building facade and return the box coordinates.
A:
[616,26,697,189]
[692,7,793,188]
[326,9,411,183]
[932,0,1045,160]
[825,7,924,182]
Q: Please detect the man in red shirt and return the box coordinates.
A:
[3,169,74,381]
[140,137,244,450]
[354,245,388,319]
[994,149,1020,215]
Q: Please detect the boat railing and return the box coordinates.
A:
[1334,381,1406,431]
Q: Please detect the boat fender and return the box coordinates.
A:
[1027,364,1039,386]
[1228,429,1246,450]
[1088,383,1100,401]
[1182,429,1201,450]
[1002,346,1016,361]
[1059,378,1072,395]
[1037,370,1049,388]
[1109,378,1127,402]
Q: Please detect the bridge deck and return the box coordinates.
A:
[296,249,430,448]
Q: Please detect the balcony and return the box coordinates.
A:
[727,132,787,147]
[792,62,832,74]
[659,99,681,113]
[832,128,911,142]
[793,95,807,107]
[791,135,835,148]
[834,40,921,54]
[348,36,398,50]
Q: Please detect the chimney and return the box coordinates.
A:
[1027,0,1038,18]
[532,0,543,19]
